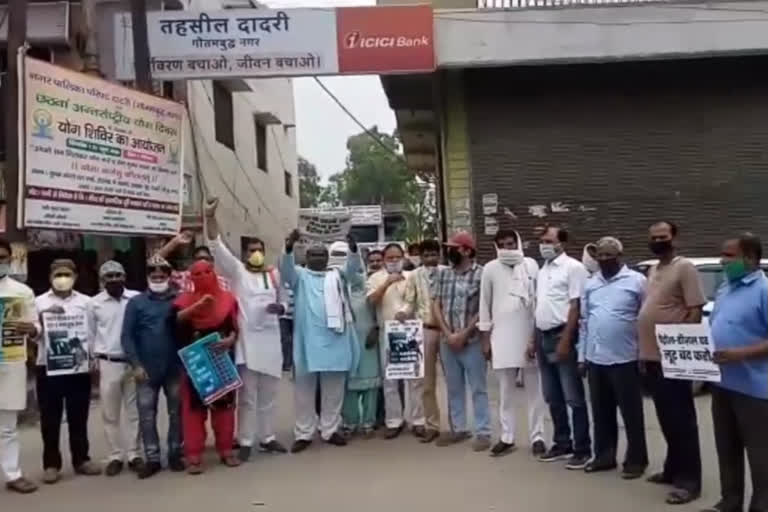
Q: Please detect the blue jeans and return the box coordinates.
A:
[537,327,591,456]
[136,373,182,464]
[439,341,490,437]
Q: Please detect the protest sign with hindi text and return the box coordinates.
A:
[655,323,721,383]
[385,320,424,380]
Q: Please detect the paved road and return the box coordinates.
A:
[6,374,723,511]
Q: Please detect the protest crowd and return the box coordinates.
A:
[1,200,767,512]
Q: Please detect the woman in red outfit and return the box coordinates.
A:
[175,260,240,474]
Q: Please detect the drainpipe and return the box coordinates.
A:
[80,0,101,76]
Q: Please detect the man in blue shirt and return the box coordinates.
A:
[578,237,649,479]
[121,255,183,479]
[706,233,768,512]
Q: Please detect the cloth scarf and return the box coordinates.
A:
[174,260,237,330]
[324,268,352,333]
[508,231,535,309]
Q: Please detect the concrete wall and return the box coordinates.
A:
[436,1,768,68]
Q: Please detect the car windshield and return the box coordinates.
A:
[697,266,724,301]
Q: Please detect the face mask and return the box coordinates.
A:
[539,244,559,261]
[52,276,74,292]
[148,280,170,294]
[599,258,621,279]
[409,256,421,268]
[386,261,403,274]
[724,260,748,282]
[582,255,599,274]
[497,248,523,266]
[105,281,124,298]
[649,240,673,256]
[247,250,265,269]
[447,248,463,266]
[0,263,10,278]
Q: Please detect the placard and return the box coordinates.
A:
[655,323,721,383]
[0,298,29,364]
[384,320,424,380]
[21,56,184,235]
[43,311,90,376]
[298,210,352,243]
[178,332,242,405]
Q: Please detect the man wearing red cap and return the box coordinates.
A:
[431,232,490,451]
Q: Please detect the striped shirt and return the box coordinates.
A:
[433,263,483,342]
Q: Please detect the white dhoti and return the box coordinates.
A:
[497,367,546,445]
[237,367,280,446]
[100,360,141,462]
[294,372,346,441]
[0,410,22,482]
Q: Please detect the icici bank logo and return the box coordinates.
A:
[344,31,430,50]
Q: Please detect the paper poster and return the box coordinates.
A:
[43,311,90,376]
[482,193,498,215]
[484,216,498,236]
[178,332,242,405]
[0,298,28,364]
[384,320,424,380]
[22,56,184,235]
[655,323,721,383]
[298,209,352,243]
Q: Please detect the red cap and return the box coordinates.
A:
[445,231,476,250]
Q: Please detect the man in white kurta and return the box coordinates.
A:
[0,242,39,494]
[479,230,547,458]
[205,199,287,461]
[280,231,361,453]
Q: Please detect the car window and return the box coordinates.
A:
[696,266,723,302]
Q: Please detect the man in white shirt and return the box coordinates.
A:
[534,227,591,470]
[479,230,547,458]
[0,238,39,494]
[87,261,141,477]
[35,259,101,484]
[205,199,288,461]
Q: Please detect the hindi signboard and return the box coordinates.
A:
[43,311,90,376]
[384,320,424,380]
[0,298,29,364]
[298,209,352,243]
[21,56,184,235]
[114,9,339,80]
[178,332,242,405]
[655,323,721,383]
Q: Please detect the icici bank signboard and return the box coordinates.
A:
[337,5,435,74]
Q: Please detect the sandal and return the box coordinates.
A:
[666,488,700,505]
[221,455,241,467]
[6,477,37,494]
[187,463,204,475]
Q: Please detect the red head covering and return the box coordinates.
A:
[174,260,237,330]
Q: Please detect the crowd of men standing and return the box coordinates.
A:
[0,209,767,512]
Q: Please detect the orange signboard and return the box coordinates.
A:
[336,5,435,75]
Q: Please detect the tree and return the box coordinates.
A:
[398,179,438,243]
[298,156,321,208]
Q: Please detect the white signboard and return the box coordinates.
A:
[655,323,721,383]
[43,312,90,376]
[384,320,424,380]
[298,210,352,243]
[22,57,184,235]
[114,9,339,80]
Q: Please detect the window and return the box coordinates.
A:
[284,171,293,197]
[213,81,234,150]
[255,120,267,171]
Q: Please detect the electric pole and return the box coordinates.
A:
[130,0,152,92]
[4,0,27,239]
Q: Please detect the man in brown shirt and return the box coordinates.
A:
[637,221,706,505]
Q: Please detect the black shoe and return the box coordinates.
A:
[584,459,617,473]
[137,461,162,480]
[621,465,646,480]
[291,439,312,453]
[531,440,547,457]
[647,472,674,485]
[168,457,185,472]
[105,460,124,477]
[700,501,737,512]
[383,425,404,440]
[259,440,288,454]
[420,429,440,444]
[326,432,348,447]
[538,445,573,462]
[490,441,516,457]
[128,458,144,473]
[565,453,591,470]
[238,446,252,462]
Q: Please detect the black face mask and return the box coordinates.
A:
[599,259,621,279]
[649,240,673,256]
[105,281,124,298]
[447,248,463,266]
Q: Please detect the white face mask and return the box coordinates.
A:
[386,261,403,274]
[582,249,599,274]
[148,279,170,294]
[52,276,75,292]
[409,256,421,268]
[497,248,524,266]
[539,244,560,261]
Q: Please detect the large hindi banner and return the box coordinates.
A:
[21,57,184,235]
[114,8,339,80]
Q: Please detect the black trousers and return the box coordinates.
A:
[712,386,768,512]
[36,366,92,470]
[588,362,648,469]
[643,361,702,492]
